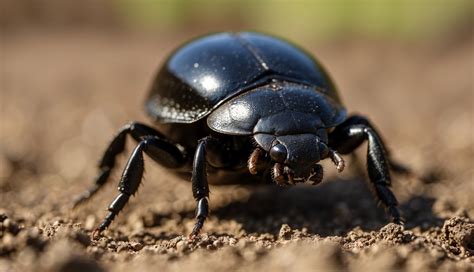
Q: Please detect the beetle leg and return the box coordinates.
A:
[189,137,215,239]
[248,147,265,175]
[328,149,345,173]
[93,136,186,238]
[329,115,403,224]
[72,122,175,208]
[351,145,413,178]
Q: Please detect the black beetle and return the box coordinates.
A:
[73,32,406,238]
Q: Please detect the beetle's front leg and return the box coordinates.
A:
[329,115,403,224]
[189,136,216,238]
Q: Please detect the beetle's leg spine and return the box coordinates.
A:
[93,139,145,237]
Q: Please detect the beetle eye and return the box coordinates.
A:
[269,144,287,163]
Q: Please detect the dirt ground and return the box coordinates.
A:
[1,31,473,271]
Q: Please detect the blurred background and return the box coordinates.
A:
[2,0,473,41]
[0,1,473,270]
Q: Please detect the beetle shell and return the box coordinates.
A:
[207,82,346,136]
[145,32,342,124]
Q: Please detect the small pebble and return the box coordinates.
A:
[279,224,292,240]
[176,241,189,252]
[3,219,20,235]
[108,241,117,250]
[117,243,128,253]
[213,240,223,248]
[130,242,144,251]
[206,244,216,250]
[98,238,108,249]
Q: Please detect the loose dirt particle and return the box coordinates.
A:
[377,223,414,244]
[278,224,292,240]
[176,241,189,252]
[441,216,474,257]
[130,242,144,251]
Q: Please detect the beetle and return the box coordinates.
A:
[73,32,406,238]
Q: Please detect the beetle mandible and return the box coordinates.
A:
[73,32,406,238]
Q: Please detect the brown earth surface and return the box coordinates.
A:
[1,31,473,271]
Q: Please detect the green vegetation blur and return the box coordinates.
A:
[116,0,472,41]
[3,0,472,42]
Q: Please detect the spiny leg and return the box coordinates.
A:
[94,136,186,238]
[72,122,166,208]
[329,115,403,224]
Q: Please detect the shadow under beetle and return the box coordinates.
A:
[73,32,408,238]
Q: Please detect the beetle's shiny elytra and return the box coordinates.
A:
[74,32,407,238]
[145,32,343,124]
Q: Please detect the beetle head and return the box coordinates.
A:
[251,133,330,184]
[206,82,347,184]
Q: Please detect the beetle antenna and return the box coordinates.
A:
[284,166,295,185]
[272,163,286,186]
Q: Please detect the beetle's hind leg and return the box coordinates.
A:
[329,115,403,224]
[93,136,186,238]
[72,122,172,208]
